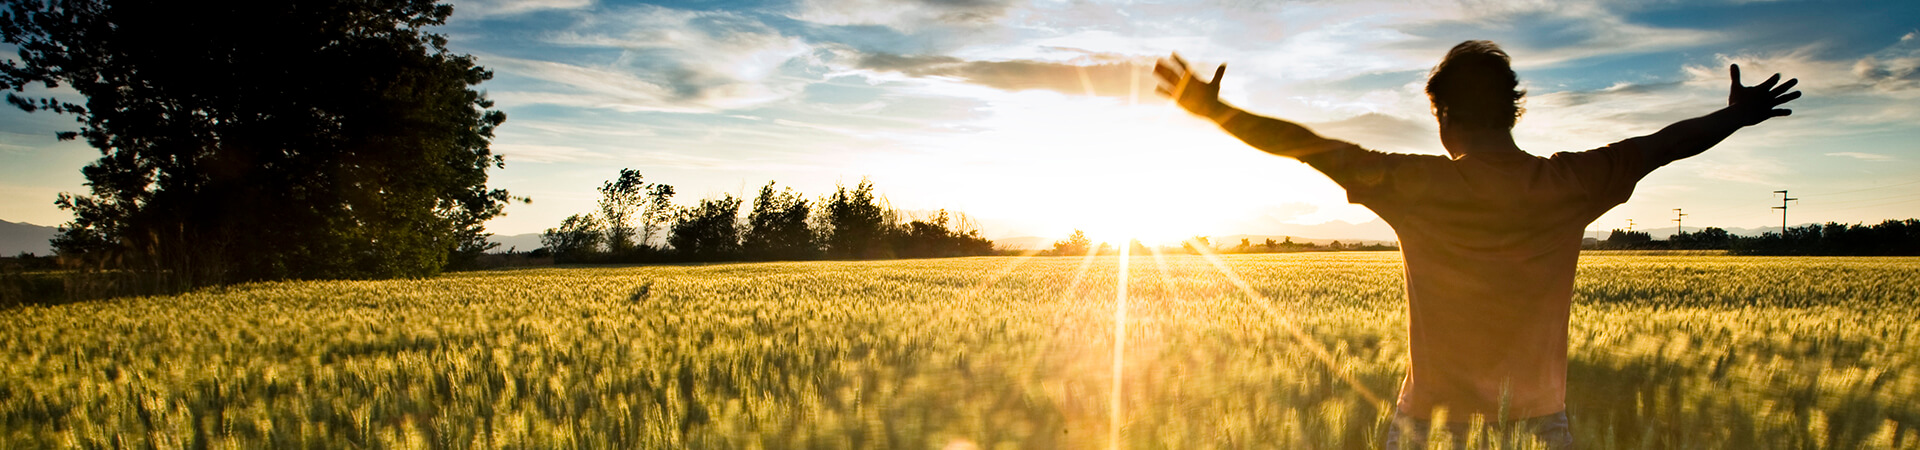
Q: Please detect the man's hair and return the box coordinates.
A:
[1427,40,1526,130]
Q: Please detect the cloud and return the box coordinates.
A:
[852,51,1153,98]
[492,143,604,164]
[791,0,1014,31]
[1825,152,1895,161]
[449,0,592,18]
[1850,38,1920,92]
[483,5,826,112]
[1392,2,1725,68]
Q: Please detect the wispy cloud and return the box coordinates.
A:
[852,51,1151,98]
[791,0,1015,30]
[449,0,593,18]
[480,5,830,112]
[492,143,604,164]
[1826,152,1895,161]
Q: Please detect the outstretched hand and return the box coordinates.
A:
[1154,53,1229,119]
[1727,64,1801,127]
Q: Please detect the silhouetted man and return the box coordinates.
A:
[1154,41,1800,449]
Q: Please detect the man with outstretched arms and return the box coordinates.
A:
[1153,40,1801,448]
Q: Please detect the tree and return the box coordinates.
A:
[597,169,649,256]
[1670,227,1731,249]
[819,179,888,259]
[894,210,991,258]
[639,183,676,249]
[540,214,603,263]
[3,0,511,285]
[1605,229,1653,249]
[1051,230,1092,256]
[743,182,815,261]
[669,196,742,261]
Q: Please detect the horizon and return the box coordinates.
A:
[3,0,1917,246]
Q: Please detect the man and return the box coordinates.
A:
[1153,41,1800,448]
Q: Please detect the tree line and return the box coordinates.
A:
[1589,219,1920,255]
[536,170,994,263]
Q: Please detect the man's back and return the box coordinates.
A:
[1302,139,1655,419]
[1154,38,1800,447]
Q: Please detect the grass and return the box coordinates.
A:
[0,253,1914,448]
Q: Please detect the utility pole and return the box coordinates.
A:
[1773,190,1797,235]
[1673,208,1687,235]
[1626,218,1635,232]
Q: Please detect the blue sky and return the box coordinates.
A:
[3,0,1917,244]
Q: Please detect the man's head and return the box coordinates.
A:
[1427,40,1525,131]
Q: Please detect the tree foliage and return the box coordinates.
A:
[539,214,603,264]
[1,0,511,284]
[542,171,994,263]
[596,169,673,258]
[1050,230,1092,256]
[743,182,814,261]
[1730,219,1920,256]
[1602,229,1654,249]
[670,195,743,262]
[821,179,888,259]
[892,210,994,258]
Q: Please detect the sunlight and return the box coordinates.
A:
[1109,242,1131,450]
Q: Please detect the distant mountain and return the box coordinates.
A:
[0,220,57,256]
[486,233,545,253]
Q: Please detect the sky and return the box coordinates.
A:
[2,0,1917,245]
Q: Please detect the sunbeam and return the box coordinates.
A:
[1109,243,1131,450]
[956,248,1047,304]
[1177,239,1418,437]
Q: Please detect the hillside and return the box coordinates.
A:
[0,220,56,256]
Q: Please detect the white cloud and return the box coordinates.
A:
[449,0,593,18]
[1825,152,1895,161]
[791,0,1013,31]
[492,143,603,164]
[483,5,827,112]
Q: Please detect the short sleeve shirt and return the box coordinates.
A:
[1299,139,1656,420]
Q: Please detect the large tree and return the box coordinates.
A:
[1,0,511,284]
[669,195,742,262]
[742,181,815,261]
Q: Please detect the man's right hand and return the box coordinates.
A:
[1154,53,1231,120]
[1727,64,1802,127]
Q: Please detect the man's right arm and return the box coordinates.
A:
[1208,103,1358,160]
[1151,53,1357,160]
[1153,53,1392,197]
[1634,64,1801,167]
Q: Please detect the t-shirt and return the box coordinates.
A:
[1299,138,1657,420]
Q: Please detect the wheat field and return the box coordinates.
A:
[1,253,1914,448]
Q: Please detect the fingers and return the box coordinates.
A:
[1153,61,1183,83]
[1730,64,1742,87]
[1774,90,1803,105]
[1172,52,1191,71]
[1771,78,1798,96]
[1212,63,1227,84]
[1756,73,1781,91]
[1771,108,1793,118]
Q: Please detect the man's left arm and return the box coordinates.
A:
[1633,64,1801,167]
